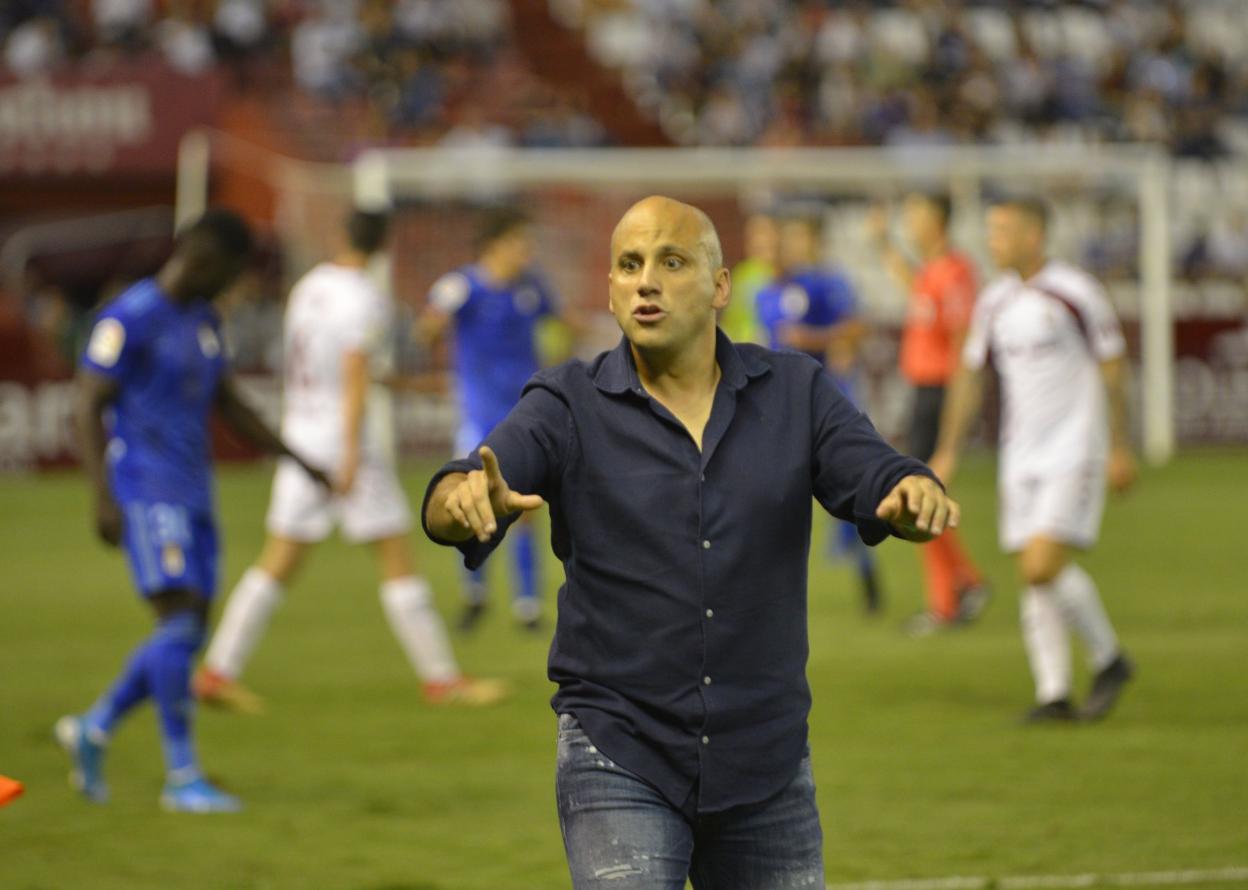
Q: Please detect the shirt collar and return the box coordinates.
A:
[594,328,770,396]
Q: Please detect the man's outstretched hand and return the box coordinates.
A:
[876,475,960,542]
[442,447,545,543]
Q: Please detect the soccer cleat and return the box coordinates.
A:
[160,776,243,813]
[955,582,993,623]
[1080,654,1134,722]
[192,667,265,715]
[512,598,545,632]
[457,601,488,633]
[902,610,960,638]
[423,676,509,707]
[54,715,108,803]
[1021,698,1077,724]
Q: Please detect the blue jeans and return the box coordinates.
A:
[556,713,824,889]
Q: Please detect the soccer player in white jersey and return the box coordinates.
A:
[929,197,1136,723]
[193,210,505,712]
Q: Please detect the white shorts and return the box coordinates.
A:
[265,455,412,544]
[999,463,1105,553]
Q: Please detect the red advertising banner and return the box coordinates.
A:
[0,62,222,179]
[1,319,1244,474]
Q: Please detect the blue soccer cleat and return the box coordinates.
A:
[160,776,242,813]
[54,715,108,804]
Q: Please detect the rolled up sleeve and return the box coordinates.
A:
[422,381,573,569]
[808,367,937,545]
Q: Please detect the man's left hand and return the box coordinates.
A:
[876,475,959,542]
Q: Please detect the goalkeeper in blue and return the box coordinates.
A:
[56,210,328,813]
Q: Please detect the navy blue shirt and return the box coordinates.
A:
[423,330,933,813]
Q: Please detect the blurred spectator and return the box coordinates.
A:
[569,0,1248,156]
[291,5,362,99]
[4,16,66,77]
[211,0,270,62]
[92,0,151,50]
[155,2,215,76]
[1192,211,1248,280]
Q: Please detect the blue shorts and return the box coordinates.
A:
[120,501,219,599]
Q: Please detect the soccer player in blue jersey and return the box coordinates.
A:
[755,212,882,612]
[57,210,328,812]
[422,208,578,632]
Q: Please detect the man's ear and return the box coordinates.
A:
[711,267,732,311]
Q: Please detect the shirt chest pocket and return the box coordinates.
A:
[569,464,699,576]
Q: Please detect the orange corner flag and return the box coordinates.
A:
[0,775,25,806]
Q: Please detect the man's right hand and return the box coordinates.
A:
[95,496,123,547]
[442,446,544,543]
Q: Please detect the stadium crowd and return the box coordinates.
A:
[564,0,1248,157]
[0,0,605,148]
[6,1,1248,157]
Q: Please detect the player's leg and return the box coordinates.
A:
[152,513,241,811]
[56,500,186,803]
[1017,535,1077,722]
[556,713,694,889]
[344,453,507,705]
[372,533,508,706]
[59,501,239,809]
[196,458,328,711]
[1035,465,1132,720]
[907,385,989,630]
[687,753,824,890]
[841,520,882,614]
[195,534,309,712]
[510,510,543,629]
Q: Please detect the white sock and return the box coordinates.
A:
[204,568,283,680]
[1052,564,1120,672]
[380,577,460,684]
[1020,585,1072,704]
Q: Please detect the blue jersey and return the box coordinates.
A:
[429,265,555,430]
[81,278,226,516]
[755,266,858,362]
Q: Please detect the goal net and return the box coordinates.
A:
[180,138,1176,463]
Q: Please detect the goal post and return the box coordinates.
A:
[352,144,1175,464]
[175,132,1175,463]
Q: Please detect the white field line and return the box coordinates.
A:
[828,866,1248,890]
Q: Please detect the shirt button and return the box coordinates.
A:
[700,473,706,482]
[703,676,712,685]
[702,539,711,550]
[705,609,714,618]
[701,735,710,745]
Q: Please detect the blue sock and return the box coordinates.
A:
[463,567,488,606]
[513,524,538,607]
[144,611,205,782]
[85,643,152,739]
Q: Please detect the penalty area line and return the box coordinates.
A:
[827,865,1248,890]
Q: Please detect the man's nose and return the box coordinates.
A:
[637,263,660,296]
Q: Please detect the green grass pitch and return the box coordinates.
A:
[1,452,1245,889]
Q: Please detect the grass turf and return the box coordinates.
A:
[0,452,1245,889]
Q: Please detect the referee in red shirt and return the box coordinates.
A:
[873,192,990,634]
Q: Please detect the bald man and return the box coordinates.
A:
[423,197,959,888]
